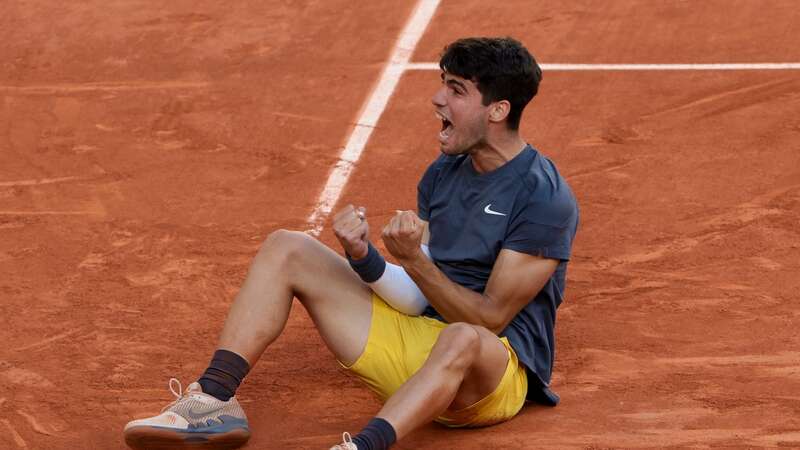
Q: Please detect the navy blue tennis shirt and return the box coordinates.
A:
[417,144,578,403]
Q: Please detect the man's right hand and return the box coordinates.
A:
[332,204,369,260]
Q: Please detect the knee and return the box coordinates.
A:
[433,323,481,371]
[256,229,313,265]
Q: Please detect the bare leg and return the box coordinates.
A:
[217,229,373,367]
[376,323,510,439]
[215,230,509,442]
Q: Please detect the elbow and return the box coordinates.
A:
[479,301,509,335]
[394,297,429,316]
[485,320,507,336]
[484,327,503,336]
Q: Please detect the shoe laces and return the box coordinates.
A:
[160,378,187,413]
[331,432,356,450]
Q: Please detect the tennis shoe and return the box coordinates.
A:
[124,378,250,450]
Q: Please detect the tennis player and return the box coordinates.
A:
[123,36,578,450]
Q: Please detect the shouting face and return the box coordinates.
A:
[431,72,491,155]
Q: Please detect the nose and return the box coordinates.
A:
[431,85,446,107]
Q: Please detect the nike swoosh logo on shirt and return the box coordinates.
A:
[484,204,507,216]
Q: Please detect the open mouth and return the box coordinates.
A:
[436,111,453,141]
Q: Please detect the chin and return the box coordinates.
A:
[441,142,476,156]
[439,140,464,155]
[439,145,460,156]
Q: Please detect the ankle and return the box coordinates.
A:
[351,417,396,450]
[197,349,250,401]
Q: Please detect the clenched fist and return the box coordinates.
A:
[382,210,424,262]
[333,204,369,259]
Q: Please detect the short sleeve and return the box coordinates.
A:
[503,191,578,261]
[417,156,444,221]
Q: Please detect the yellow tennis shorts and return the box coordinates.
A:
[340,294,528,428]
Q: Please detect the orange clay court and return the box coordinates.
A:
[2,1,800,449]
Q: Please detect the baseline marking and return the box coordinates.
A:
[305,0,440,236]
[405,62,800,71]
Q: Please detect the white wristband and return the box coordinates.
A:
[367,244,431,316]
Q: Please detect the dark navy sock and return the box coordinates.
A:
[352,417,397,450]
[198,349,250,401]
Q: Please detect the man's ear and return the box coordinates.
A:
[488,100,511,123]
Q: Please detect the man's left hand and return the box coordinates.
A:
[382,210,424,263]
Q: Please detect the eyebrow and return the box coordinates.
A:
[444,77,467,92]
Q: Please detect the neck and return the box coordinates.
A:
[469,130,527,174]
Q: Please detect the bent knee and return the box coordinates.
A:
[433,323,482,368]
[439,323,481,348]
[258,229,315,263]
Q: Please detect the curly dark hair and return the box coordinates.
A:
[439,37,542,130]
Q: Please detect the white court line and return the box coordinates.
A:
[305,0,440,236]
[405,62,800,71]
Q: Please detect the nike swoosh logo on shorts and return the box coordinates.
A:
[484,204,507,216]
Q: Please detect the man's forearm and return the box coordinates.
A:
[399,252,500,331]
